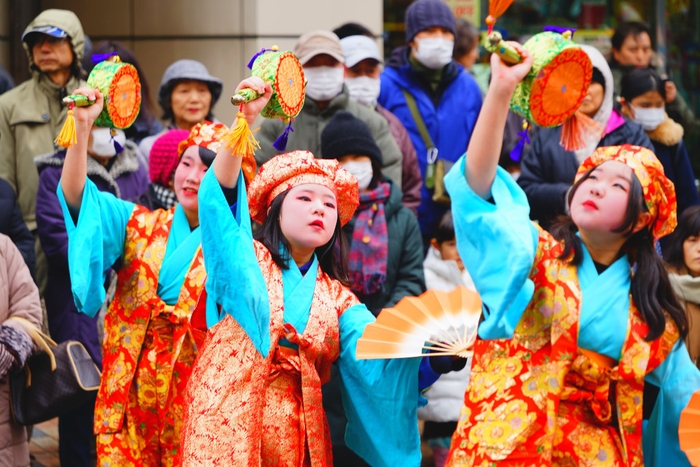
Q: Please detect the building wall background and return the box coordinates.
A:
[2,0,383,124]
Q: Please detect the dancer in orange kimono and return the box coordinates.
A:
[181,78,431,466]
[57,87,243,466]
[443,42,700,466]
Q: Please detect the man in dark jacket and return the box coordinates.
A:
[0,65,13,95]
[378,0,482,241]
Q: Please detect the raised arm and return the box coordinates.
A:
[60,87,104,210]
[213,77,272,188]
[465,44,533,198]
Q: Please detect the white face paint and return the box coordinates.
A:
[89,127,126,157]
[303,66,345,101]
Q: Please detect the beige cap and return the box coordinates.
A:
[294,30,345,66]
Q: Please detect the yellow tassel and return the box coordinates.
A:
[54,109,77,148]
[221,111,261,157]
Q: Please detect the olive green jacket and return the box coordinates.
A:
[0,9,84,231]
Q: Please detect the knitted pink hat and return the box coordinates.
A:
[149,129,190,187]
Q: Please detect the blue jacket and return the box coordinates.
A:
[378,47,482,236]
[518,118,653,229]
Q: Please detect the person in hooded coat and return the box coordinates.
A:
[0,9,86,294]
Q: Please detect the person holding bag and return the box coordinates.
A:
[0,233,42,467]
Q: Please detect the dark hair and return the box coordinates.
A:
[333,22,375,39]
[254,190,350,285]
[368,158,383,190]
[197,146,216,168]
[160,79,216,122]
[453,18,479,60]
[620,67,666,102]
[550,166,687,341]
[433,210,456,243]
[663,205,700,270]
[82,41,158,129]
[612,21,652,52]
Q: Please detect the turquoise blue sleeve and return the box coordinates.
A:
[444,155,539,339]
[643,340,700,467]
[198,169,272,357]
[337,304,423,467]
[57,179,133,318]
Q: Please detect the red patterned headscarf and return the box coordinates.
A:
[178,121,257,185]
[247,150,359,226]
[575,144,677,239]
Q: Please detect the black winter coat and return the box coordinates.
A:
[0,178,35,276]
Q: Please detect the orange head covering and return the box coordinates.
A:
[575,144,677,239]
[247,150,359,226]
[178,121,257,185]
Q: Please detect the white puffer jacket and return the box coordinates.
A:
[418,247,475,422]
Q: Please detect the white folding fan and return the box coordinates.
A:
[356,286,482,360]
[680,389,700,467]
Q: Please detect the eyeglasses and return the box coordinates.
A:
[31,35,68,47]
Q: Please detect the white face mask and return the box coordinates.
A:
[89,128,126,158]
[303,66,345,102]
[630,105,666,131]
[345,76,381,107]
[412,37,454,69]
[342,160,374,191]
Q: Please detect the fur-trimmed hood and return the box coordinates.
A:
[35,140,141,199]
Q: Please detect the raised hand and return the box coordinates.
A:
[68,86,105,127]
[489,41,534,96]
[234,77,273,126]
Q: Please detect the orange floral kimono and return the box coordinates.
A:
[60,180,207,466]
[180,170,423,467]
[442,157,700,467]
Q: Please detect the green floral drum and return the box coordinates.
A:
[87,59,142,129]
[235,48,306,120]
[510,32,592,128]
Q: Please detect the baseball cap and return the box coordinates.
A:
[22,25,69,43]
[294,30,345,66]
[340,35,383,68]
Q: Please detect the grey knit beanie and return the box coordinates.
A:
[157,59,223,111]
[405,0,456,43]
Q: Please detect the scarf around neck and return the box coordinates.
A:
[349,182,391,296]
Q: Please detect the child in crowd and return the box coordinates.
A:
[420,210,474,467]
[663,205,700,369]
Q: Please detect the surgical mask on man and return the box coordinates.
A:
[342,160,374,191]
[303,66,345,101]
[630,105,666,131]
[412,38,454,69]
[89,127,126,157]
[345,76,381,107]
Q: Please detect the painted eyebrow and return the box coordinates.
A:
[592,166,632,183]
[297,189,337,201]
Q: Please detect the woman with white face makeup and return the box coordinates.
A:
[443,41,700,467]
[55,83,241,465]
